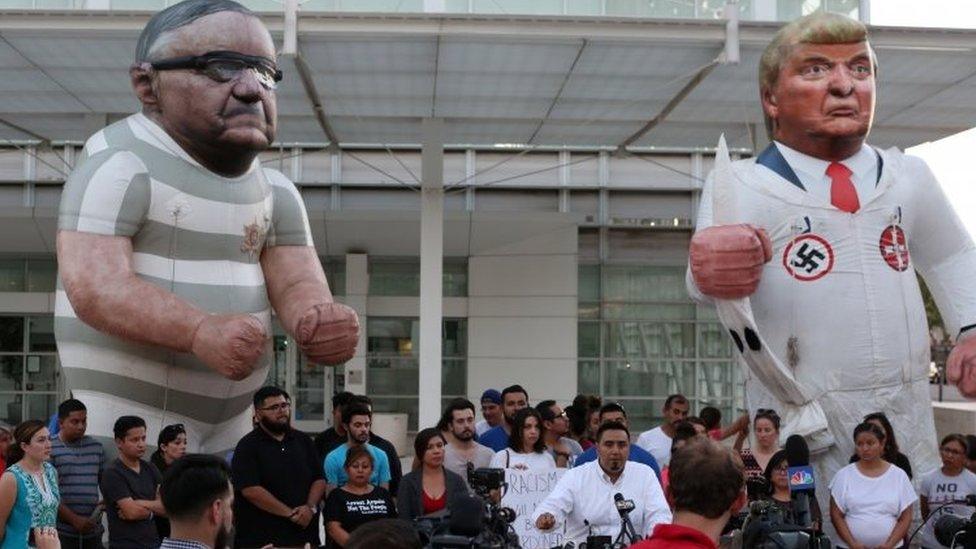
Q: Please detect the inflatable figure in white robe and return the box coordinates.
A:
[686,12,976,518]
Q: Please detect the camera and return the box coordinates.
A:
[738,500,831,549]
[934,511,976,548]
[417,467,520,548]
[468,467,506,497]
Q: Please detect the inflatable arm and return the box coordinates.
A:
[904,155,976,395]
[57,230,265,380]
[260,245,359,366]
[689,137,833,451]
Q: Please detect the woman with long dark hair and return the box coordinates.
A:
[740,409,781,480]
[0,420,60,549]
[848,412,912,479]
[149,423,186,539]
[830,422,915,549]
[762,450,823,530]
[489,408,556,472]
[397,428,467,520]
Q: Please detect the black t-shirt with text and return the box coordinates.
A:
[322,486,397,548]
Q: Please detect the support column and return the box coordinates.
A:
[343,254,368,396]
[419,119,445,429]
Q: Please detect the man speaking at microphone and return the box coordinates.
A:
[532,421,671,545]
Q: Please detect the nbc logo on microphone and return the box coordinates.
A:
[787,465,815,491]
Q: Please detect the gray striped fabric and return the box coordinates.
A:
[55,113,313,451]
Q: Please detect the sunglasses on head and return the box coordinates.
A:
[150,50,283,90]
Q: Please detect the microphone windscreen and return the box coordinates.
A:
[784,434,810,467]
[448,495,484,537]
[613,493,624,502]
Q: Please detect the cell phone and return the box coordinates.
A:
[89,503,105,524]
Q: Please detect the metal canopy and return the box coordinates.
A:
[1,10,975,151]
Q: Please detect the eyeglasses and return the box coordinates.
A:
[941,446,965,456]
[150,50,283,90]
[259,402,291,412]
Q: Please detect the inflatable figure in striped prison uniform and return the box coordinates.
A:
[55,0,359,453]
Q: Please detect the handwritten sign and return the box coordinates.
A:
[501,468,566,549]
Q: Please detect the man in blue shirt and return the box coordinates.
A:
[574,402,661,480]
[324,402,391,490]
[478,384,529,452]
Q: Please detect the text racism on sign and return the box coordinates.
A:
[501,468,566,549]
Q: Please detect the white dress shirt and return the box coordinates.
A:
[774,141,879,207]
[531,460,672,545]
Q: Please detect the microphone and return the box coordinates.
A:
[613,493,640,545]
[784,435,815,529]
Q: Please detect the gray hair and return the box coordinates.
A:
[135,0,257,62]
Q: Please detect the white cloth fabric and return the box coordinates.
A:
[637,427,672,467]
[687,144,976,522]
[489,449,556,472]
[830,463,916,548]
[475,420,491,437]
[918,467,976,549]
[531,460,671,545]
[774,141,878,206]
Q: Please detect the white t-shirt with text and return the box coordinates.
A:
[918,467,976,549]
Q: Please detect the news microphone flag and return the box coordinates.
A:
[787,465,815,492]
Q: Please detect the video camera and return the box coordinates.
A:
[923,496,976,549]
[416,466,519,548]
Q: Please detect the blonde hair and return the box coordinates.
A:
[759,12,873,139]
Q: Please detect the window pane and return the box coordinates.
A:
[604,322,695,358]
[603,266,689,302]
[443,320,467,357]
[444,261,468,297]
[578,302,600,320]
[369,262,419,296]
[25,355,57,392]
[0,260,25,292]
[368,318,418,356]
[602,303,696,321]
[370,397,418,431]
[613,399,665,434]
[367,358,418,396]
[579,265,600,302]
[578,360,600,395]
[578,322,600,358]
[266,336,289,389]
[26,394,56,423]
[0,357,23,392]
[0,318,24,352]
[322,258,346,297]
[443,359,466,395]
[27,316,56,352]
[293,389,325,422]
[27,259,56,293]
[0,394,22,426]
[698,361,735,404]
[698,323,733,358]
[604,360,695,398]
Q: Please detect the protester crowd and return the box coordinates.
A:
[0,385,970,549]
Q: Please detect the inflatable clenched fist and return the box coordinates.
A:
[295,302,361,365]
[191,313,268,381]
[690,223,773,299]
[946,336,976,398]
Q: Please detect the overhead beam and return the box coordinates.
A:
[0,116,49,144]
[614,57,720,153]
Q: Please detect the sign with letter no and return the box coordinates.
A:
[500,468,566,549]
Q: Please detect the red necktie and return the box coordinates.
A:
[827,162,859,213]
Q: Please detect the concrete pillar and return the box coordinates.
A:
[343,253,368,395]
[418,118,444,429]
